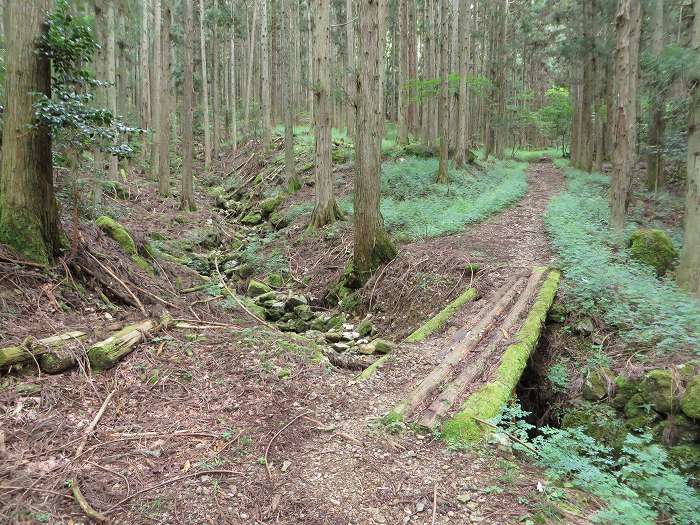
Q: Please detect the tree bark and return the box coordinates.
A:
[453,0,471,167]
[260,0,271,147]
[353,0,396,285]
[181,0,196,210]
[200,0,212,171]
[229,1,238,147]
[676,0,699,295]
[158,0,171,196]
[436,0,450,183]
[309,0,343,228]
[139,0,151,161]
[646,0,666,192]
[212,0,221,161]
[0,0,61,263]
[345,0,355,140]
[150,0,162,181]
[106,0,118,181]
[244,0,258,135]
[282,0,299,191]
[397,0,409,145]
[609,0,641,232]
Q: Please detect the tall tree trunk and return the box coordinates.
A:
[646,0,666,191]
[676,0,699,294]
[0,0,61,263]
[436,0,450,183]
[139,0,151,161]
[244,1,258,135]
[397,0,409,145]
[199,0,212,170]
[353,0,396,285]
[454,0,470,167]
[578,0,595,172]
[158,1,171,195]
[282,0,299,191]
[229,2,238,148]
[309,0,343,228]
[106,0,118,181]
[345,0,355,140]
[407,0,417,134]
[609,0,641,231]
[150,0,162,181]
[212,0,221,162]
[181,0,196,210]
[260,0,271,146]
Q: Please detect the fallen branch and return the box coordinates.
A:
[71,390,116,522]
[86,251,147,315]
[88,318,163,370]
[265,412,310,479]
[0,331,86,369]
[105,470,240,514]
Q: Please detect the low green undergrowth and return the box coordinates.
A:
[545,166,700,355]
[493,404,700,525]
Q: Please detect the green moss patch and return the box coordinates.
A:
[96,215,137,255]
[629,228,678,276]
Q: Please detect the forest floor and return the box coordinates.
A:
[0,154,586,525]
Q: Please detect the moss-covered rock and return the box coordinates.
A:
[371,339,395,354]
[561,402,628,450]
[264,273,284,288]
[101,179,130,199]
[269,211,289,230]
[241,212,263,226]
[681,375,700,420]
[247,279,272,298]
[582,368,613,401]
[612,375,640,409]
[668,444,700,478]
[357,318,375,337]
[652,414,698,445]
[640,369,678,414]
[96,215,137,255]
[629,228,678,276]
[260,195,284,217]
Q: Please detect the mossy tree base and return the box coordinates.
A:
[308,199,344,230]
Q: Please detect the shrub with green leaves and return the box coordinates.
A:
[545,167,700,355]
[492,404,700,525]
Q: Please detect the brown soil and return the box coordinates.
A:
[1,159,580,525]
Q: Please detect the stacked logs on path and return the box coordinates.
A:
[0,316,170,375]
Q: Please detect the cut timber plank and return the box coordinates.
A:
[442,269,561,444]
[0,331,87,368]
[390,273,529,420]
[404,287,479,343]
[418,269,546,428]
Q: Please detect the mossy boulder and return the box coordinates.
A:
[260,195,284,217]
[247,279,272,298]
[668,444,700,478]
[561,402,627,450]
[629,228,678,276]
[241,212,263,226]
[269,211,289,230]
[652,414,698,445]
[681,375,700,420]
[357,318,375,337]
[101,179,130,199]
[264,273,284,288]
[612,375,640,409]
[96,215,137,255]
[371,339,395,354]
[640,369,678,414]
[582,368,613,401]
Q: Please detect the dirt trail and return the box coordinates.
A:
[1,162,568,525]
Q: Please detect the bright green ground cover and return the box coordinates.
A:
[287,156,528,241]
[545,165,700,355]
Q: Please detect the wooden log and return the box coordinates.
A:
[418,269,546,428]
[0,331,87,368]
[404,286,479,343]
[390,273,528,420]
[39,348,79,374]
[87,319,157,370]
[442,269,561,444]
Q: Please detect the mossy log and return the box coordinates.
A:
[0,331,87,368]
[391,273,527,420]
[87,319,158,370]
[418,269,546,428]
[404,286,479,343]
[39,348,79,374]
[442,269,560,445]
